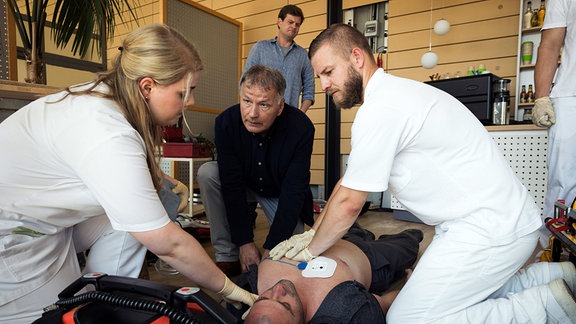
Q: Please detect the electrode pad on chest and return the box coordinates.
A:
[301,256,337,278]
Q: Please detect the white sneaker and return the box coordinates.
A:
[559,262,576,294]
[546,279,576,324]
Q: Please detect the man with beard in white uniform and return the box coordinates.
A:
[270,23,576,323]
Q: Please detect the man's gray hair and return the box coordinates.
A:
[240,65,286,104]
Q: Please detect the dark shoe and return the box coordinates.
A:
[217,261,241,277]
[404,229,424,243]
[347,221,376,240]
[378,229,424,243]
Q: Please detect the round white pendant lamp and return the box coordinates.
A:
[421,51,439,69]
[421,0,438,69]
[434,18,450,36]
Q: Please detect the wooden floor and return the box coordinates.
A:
[146,206,435,295]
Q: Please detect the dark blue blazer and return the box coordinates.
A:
[215,103,315,250]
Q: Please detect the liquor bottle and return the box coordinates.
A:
[527,84,535,103]
[520,85,527,103]
[531,9,540,27]
[524,108,533,121]
[538,1,546,26]
[524,1,534,29]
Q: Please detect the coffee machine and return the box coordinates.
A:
[493,79,511,125]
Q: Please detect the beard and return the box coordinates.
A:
[332,66,363,109]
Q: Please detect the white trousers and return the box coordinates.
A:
[386,226,560,323]
[0,215,147,324]
[539,96,576,247]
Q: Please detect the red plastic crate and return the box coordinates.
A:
[162,142,211,158]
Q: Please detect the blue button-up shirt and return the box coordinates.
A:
[243,38,315,109]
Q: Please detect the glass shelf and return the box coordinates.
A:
[522,26,542,33]
[518,102,535,107]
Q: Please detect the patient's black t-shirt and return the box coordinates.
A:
[309,280,385,323]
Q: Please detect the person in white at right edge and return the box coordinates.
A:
[531,0,576,254]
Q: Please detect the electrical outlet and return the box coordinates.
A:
[364,20,378,37]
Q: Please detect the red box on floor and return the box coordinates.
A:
[162,142,211,158]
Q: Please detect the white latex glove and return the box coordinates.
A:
[532,96,556,128]
[172,181,189,213]
[269,229,315,260]
[288,247,315,262]
[217,276,259,310]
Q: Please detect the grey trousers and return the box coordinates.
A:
[197,161,303,262]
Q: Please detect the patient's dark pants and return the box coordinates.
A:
[343,225,421,294]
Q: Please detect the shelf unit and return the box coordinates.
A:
[159,157,212,216]
[515,2,546,121]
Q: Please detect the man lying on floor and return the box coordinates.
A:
[241,225,423,323]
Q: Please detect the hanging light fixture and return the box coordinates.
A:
[434,18,450,35]
[433,0,450,36]
[421,0,438,69]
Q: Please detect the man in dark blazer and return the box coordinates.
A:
[197,65,314,276]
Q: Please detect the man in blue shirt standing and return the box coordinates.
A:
[242,4,315,113]
[197,65,315,276]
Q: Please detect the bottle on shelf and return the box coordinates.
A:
[527,84,535,103]
[524,1,534,29]
[520,85,527,103]
[524,108,533,121]
[531,8,540,27]
[477,64,486,74]
[538,0,546,26]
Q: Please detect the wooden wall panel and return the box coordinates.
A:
[389,0,517,34]
[311,170,323,184]
[306,108,325,125]
[389,16,519,53]
[314,124,325,139]
[214,0,288,20]
[388,37,518,71]
[311,154,324,169]
[343,0,382,10]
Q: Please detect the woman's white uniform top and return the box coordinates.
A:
[342,69,542,246]
[0,83,170,304]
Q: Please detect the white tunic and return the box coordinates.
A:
[342,69,542,245]
[0,83,170,305]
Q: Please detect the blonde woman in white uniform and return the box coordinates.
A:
[0,24,256,323]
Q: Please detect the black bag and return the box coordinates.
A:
[33,273,240,324]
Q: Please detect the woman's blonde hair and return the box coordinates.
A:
[63,24,203,190]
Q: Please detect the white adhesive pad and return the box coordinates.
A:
[301,256,337,278]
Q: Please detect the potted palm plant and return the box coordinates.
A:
[6,0,138,83]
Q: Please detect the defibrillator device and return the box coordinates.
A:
[33,273,240,324]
